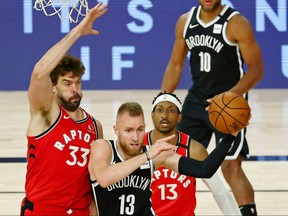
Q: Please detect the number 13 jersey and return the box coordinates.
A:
[144,131,197,215]
[91,140,155,216]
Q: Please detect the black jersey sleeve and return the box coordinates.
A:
[178,134,235,178]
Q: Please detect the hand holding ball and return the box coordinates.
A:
[208,92,251,134]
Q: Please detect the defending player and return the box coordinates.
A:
[21,3,107,215]
[144,92,240,215]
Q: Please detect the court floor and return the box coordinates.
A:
[0,89,287,215]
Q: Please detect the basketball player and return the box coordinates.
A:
[89,102,240,215]
[144,92,240,215]
[20,3,107,216]
[161,0,264,215]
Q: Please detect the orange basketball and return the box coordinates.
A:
[208,92,251,134]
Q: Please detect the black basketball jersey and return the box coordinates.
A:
[91,140,155,216]
[184,5,244,98]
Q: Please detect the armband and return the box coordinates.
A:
[145,151,150,161]
[178,134,236,178]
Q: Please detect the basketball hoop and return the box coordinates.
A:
[34,0,90,23]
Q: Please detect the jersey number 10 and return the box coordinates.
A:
[199,52,211,72]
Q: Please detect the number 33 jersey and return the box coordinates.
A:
[25,106,98,210]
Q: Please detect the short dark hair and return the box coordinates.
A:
[49,54,85,85]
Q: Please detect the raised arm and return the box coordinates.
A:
[28,3,108,114]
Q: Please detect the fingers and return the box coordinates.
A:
[90,2,108,18]
[79,2,107,36]
[170,145,177,151]
[91,30,100,35]
[244,113,251,127]
[157,134,175,142]
[206,98,213,111]
[248,112,252,121]
[148,135,176,159]
[206,98,213,103]
[148,144,174,160]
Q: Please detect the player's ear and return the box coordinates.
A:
[151,111,155,119]
[177,113,182,123]
[113,125,119,136]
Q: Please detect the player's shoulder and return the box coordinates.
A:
[91,138,110,148]
[177,6,199,31]
[178,5,197,24]
[227,13,253,41]
[177,12,189,27]
[228,13,251,29]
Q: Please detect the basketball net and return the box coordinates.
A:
[34,0,90,23]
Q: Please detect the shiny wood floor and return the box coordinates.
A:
[0,89,287,215]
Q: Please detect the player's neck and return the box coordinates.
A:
[63,107,84,121]
[200,4,224,23]
[150,130,178,146]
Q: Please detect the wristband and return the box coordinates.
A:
[145,151,151,161]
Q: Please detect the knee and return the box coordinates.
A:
[221,160,241,180]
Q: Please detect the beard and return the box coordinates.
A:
[58,94,82,111]
[119,141,142,157]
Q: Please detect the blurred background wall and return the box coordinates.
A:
[0,0,287,90]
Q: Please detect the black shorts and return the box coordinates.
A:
[177,89,249,160]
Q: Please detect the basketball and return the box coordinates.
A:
[208,92,251,134]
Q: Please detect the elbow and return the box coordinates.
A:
[89,167,112,188]
[192,171,214,179]
[255,64,264,83]
[256,67,264,82]
[95,173,117,188]
[201,167,216,178]
[32,64,45,81]
[205,172,214,178]
[259,69,264,82]
[96,178,111,188]
[32,61,51,81]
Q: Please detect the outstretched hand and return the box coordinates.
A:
[148,134,177,160]
[76,2,108,36]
